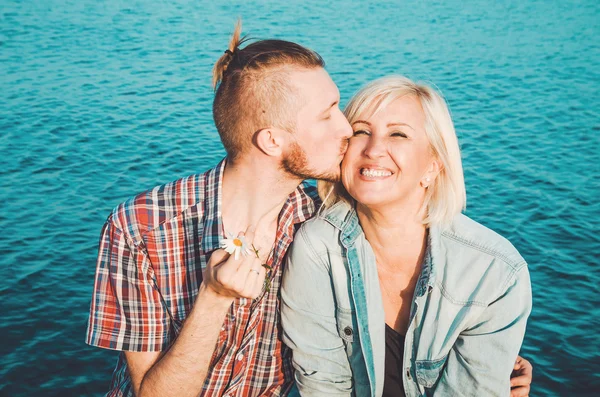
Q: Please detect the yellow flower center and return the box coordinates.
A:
[233,238,243,247]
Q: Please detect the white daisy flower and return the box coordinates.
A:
[220,234,249,260]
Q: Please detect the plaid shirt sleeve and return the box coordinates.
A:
[86,216,171,352]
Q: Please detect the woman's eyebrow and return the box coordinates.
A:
[352,120,371,126]
[387,122,415,131]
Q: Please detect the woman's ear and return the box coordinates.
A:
[254,127,286,157]
[421,158,442,188]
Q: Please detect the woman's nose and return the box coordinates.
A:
[363,137,386,158]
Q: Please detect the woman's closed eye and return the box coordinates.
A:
[390,131,408,138]
[353,129,370,136]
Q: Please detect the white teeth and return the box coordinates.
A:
[361,168,392,178]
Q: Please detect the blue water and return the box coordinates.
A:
[1,1,599,395]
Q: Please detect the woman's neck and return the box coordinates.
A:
[356,201,428,272]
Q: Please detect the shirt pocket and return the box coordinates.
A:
[335,306,358,358]
[415,355,448,391]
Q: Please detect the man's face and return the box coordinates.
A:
[282,68,352,182]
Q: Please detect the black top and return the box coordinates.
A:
[382,324,407,397]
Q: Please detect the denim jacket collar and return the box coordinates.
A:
[414,235,435,297]
[321,200,437,295]
[320,201,361,246]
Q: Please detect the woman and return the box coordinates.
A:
[281,76,532,396]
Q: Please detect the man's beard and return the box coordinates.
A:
[281,141,341,183]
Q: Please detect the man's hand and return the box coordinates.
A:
[510,355,533,397]
[128,227,266,397]
[202,227,266,300]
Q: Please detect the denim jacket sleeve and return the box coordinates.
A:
[281,225,353,397]
[432,265,532,396]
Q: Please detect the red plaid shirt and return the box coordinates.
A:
[86,158,319,396]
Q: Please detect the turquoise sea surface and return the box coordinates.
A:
[1,1,599,396]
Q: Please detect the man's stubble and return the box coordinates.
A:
[281,140,347,183]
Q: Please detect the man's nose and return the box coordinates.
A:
[339,118,353,139]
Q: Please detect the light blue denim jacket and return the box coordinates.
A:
[281,201,532,397]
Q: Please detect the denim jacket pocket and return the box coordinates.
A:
[415,356,448,389]
[336,307,357,356]
[336,307,371,390]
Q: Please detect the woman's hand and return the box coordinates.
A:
[510,355,533,397]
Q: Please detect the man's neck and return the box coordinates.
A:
[220,156,303,237]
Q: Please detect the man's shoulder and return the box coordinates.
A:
[298,182,320,203]
[107,170,210,243]
[289,182,321,223]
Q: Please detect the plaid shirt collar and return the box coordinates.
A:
[200,158,225,254]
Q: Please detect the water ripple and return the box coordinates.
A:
[1,0,599,396]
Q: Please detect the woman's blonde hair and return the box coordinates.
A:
[318,75,466,226]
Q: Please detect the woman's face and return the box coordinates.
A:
[341,95,438,209]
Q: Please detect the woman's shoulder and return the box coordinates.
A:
[294,200,353,254]
[301,200,353,236]
[431,214,530,306]
[437,213,527,271]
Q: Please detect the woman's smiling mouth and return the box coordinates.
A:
[359,167,394,179]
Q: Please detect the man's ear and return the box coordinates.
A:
[254,127,287,157]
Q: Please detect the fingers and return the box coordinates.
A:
[238,255,266,299]
[205,225,268,299]
[514,356,532,373]
[510,374,531,388]
[515,355,524,364]
[211,251,265,299]
[510,385,530,397]
[237,226,257,265]
[207,248,230,268]
[520,357,533,376]
[510,355,532,397]
[206,249,234,288]
[251,263,267,297]
[240,263,266,299]
[513,356,522,371]
[241,225,256,247]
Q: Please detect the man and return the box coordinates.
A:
[87,22,533,397]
